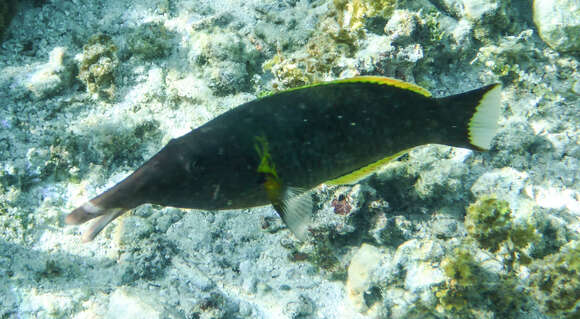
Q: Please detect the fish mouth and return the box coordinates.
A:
[66,201,127,242]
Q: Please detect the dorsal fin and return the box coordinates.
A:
[331,76,432,97]
[280,76,432,97]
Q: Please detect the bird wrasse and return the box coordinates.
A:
[66,76,501,242]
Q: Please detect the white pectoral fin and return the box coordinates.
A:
[272,186,313,241]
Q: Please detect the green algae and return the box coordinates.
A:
[465,197,512,251]
[433,197,540,317]
[78,34,119,100]
[529,241,580,318]
[434,248,530,318]
[465,197,537,257]
[127,22,173,60]
[435,248,480,313]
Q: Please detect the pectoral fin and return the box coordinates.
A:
[263,175,312,240]
[254,135,312,240]
[272,186,313,241]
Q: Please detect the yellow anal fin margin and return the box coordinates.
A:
[326,148,414,186]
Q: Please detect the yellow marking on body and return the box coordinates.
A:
[264,175,283,204]
[254,136,284,203]
[326,148,414,186]
[281,76,432,98]
[254,135,279,180]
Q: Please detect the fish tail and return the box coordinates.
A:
[436,83,502,150]
[66,191,132,242]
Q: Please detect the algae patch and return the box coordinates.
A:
[77,34,119,100]
[529,241,580,318]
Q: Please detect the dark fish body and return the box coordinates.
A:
[66,77,501,242]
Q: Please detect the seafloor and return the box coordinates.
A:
[0,0,579,318]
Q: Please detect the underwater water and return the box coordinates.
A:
[0,0,579,318]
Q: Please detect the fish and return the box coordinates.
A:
[65,76,501,242]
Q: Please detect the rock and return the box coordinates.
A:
[429,0,464,17]
[346,243,383,312]
[470,167,529,211]
[384,10,417,45]
[106,288,162,319]
[430,216,460,239]
[369,214,415,247]
[533,0,580,52]
[117,216,154,244]
[463,0,500,22]
[25,47,75,99]
[404,261,445,293]
[429,0,500,21]
[126,22,173,60]
[284,295,316,318]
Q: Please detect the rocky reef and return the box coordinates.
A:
[0,0,578,318]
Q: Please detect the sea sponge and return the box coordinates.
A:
[77,34,119,100]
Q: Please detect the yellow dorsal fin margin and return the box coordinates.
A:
[326,148,414,186]
[280,76,432,97]
[331,76,432,97]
